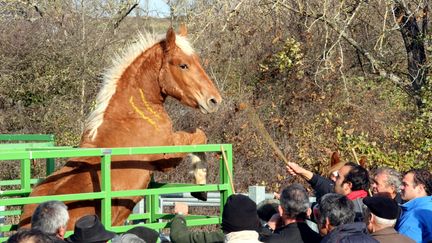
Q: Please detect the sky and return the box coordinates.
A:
[142,0,170,17]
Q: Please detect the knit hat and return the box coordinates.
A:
[221,194,259,233]
[363,196,399,219]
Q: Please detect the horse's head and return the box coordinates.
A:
[159,26,222,114]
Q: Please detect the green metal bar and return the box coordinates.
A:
[110,217,220,233]
[0,142,55,149]
[0,224,16,232]
[0,192,106,206]
[46,158,55,176]
[0,144,232,160]
[0,178,42,186]
[100,154,112,229]
[1,189,31,197]
[145,195,151,223]
[20,159,31,192]
[0,210,21,217]
[127,212,151,221]
[220,144,233,221]
[0,134,54,142]
[150,193,158,224]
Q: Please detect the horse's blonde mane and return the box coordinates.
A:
[85,31,195,140]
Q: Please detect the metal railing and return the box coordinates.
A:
[0,144,234,242]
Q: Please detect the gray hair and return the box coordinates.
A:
[317,193,355,227]
[364,207,397,226]
[31,200,69,234]
[279,183,310,219]
[374,167,402,193]
[112,233,145,243]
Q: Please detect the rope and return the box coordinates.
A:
[220,145,236,194]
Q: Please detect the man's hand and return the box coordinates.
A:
[287,162,313,181]
[174,202,189,215]
[267,213,282,231]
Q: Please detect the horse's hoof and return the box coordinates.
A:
[191,191,207,201]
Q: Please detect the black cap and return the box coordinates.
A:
[221,194,259,233]
[363,196,399,220]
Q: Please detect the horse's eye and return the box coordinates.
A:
[179,64,188,69]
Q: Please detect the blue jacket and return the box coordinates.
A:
[396,196,432,243]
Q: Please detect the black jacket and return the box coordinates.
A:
[308,173,334,201]
[321,222,379,243]
[264,222,322,243]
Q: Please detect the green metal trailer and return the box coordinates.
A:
[0,135,233,242]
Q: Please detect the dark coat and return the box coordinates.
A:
[308,173,334,201]
[371,227,414,243]
[321,222,379,243]
[170,215,224,243]
[264,222,322,243]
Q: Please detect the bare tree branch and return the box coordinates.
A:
[113,3,138,30]
[278,1,414,97]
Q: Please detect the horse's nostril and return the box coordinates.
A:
[207,98,219,110]
[209,98,218,105]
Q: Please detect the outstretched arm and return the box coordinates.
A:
[170,216,224,243]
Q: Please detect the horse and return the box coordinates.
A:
[19,25,222,230]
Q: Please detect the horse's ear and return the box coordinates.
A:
[359,156,367,168]
[330,151,340,167]
[179,23,187,36]
[165,27,176,53]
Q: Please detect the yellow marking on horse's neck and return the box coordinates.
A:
[139,89,161,120]
[129,96,159,131]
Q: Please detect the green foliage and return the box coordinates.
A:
[259,38,304,78]
[335,84,432,171]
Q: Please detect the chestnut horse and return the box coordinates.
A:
[19,26,222,229]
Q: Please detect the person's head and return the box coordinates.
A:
[334,162,370,196]
[401,169,432,201]
[112,233,145,243]
[7,229,55,243]
[66,215,116,243]
[221,194,260,234]
[363,196,399,233]
[257,199,279,223]
[125,226,159,243]
[31,200,69,239]
[278,183,311,221]
[315,193,355,236]
[371,167,401,198]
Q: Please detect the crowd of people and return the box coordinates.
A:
[6,160,432,243]
[169,162,432,243]
[7,201,160,243]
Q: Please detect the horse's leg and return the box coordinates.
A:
[172,128,209,201]
[110,165,153,226]
[19,166,76,228]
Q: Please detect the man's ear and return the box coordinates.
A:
[57,226,66,239]
[344,181,353,191]
[325,217,331,231]
[417,183,427,194]
[369,213,375,224]
[306,207,312,217]
[278,205,284,216]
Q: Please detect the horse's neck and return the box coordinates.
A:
[81,44,173,149]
